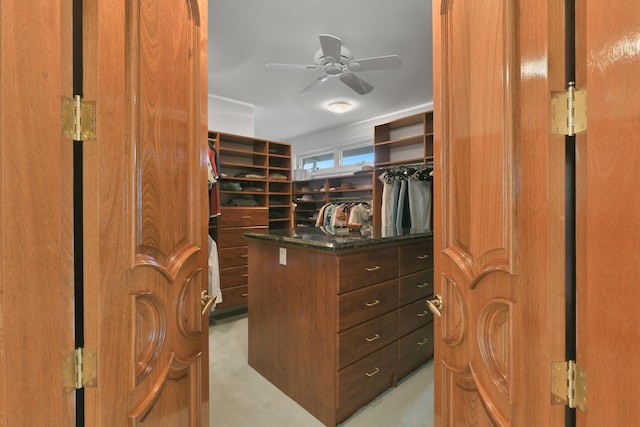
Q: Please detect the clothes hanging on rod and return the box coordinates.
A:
[315,201,372,230]
[378,164,432,231]
[376,161,433,172]
[207,235,222,312]
[207,143,221,218]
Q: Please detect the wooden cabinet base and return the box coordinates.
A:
[247,235,433,426]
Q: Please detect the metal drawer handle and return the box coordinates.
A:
[242,274,249,278]
[417,310,429,317]
[241,293,249,297]
[241,254,249,258]
[417,282,430,288]
[417,254,430,260]
[417,338,429,346]
[241,216,252,219]
[365,299,380,307]
[365,265,381,272]
[365,367,380,377]
[365,333,380,342]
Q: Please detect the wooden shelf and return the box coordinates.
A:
[293,173,374,224]
[373,111,434,230]
[209,130,293,311]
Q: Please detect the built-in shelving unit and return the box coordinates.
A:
[372,111,433,229]
[208,131,292,311]
[292,172,373,227]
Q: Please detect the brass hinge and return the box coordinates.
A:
[551,360,587,412]
[62,348,98,391]
[550,82,587,136]
[61,95,96,141]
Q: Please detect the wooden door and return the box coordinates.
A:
[82,0,210,425]
[0,0,75,424]
[432,0,566,425]
[575,0,640,424]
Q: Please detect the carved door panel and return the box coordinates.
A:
[433,0,566,425]
[82,0,210,425]
[575,0,640,424]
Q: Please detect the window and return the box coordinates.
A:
[298,142,373,175]
[342,145,373,166]
[302,152,334,170]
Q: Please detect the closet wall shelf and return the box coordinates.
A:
[221,176,267,182]
[373,134,424,148]
[219,147,267,155]
[293,172,374,224]
[375,158,431,169]
[209,130,293,311]
[220,163,267,170]
[373,111,434,230]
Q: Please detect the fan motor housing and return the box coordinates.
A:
[313,46,353,67]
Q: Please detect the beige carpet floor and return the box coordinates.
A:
[209,312,434,426]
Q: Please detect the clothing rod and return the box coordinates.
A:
[327,196,372,203]
[375,161,433,171]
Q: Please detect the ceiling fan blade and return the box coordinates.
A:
[299,75,330,96]
[347,55,402,72]
[266,63,319,70]
[319,34,343,62]
[340,73,373,95]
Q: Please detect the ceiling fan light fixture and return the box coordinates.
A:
[328,101,352,114]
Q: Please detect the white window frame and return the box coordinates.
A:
[295,141,373,178]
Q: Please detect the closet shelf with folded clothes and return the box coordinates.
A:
[209,130,293,312]
[293,171,374,228]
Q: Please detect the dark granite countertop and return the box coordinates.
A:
[244,226,433,250]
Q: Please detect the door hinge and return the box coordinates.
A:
[550,360,587,412]
[61,95,96,141]
[62,347,98,391]
[550,82,587,136]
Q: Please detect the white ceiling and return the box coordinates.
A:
[208,0,433,143]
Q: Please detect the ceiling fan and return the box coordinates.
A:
[266,34,402,96]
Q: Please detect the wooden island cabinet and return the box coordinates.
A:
[245,228,434,426]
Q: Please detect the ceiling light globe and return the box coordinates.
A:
[328,102,352,114]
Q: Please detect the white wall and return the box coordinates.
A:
[208,94,254,137]
[206,94,433,169]
[289,102,434,162]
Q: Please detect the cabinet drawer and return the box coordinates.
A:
[218,226,268,248]
[219,207,268,227]
[338,280,398,332]
[398,323,434,379]
[337,342,397,424]
[216,285,249,310]
[338,311,398,369]
[399,269,434,306]
[399,240,434,275]
[399,298,433,337]
[219,246,249,268]
[338,247,399,293]
[219,265,248,288]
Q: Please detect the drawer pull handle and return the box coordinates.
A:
[417,338,429,346]
[242,274,249,278]
[365,333,380,342]
[417,310,429,317]
[365,367,380,377]
[241,293,249,297]
[365,265,381,272]
[365,299,380,307]
[241,216,252,219]
[417,282,430,288]
[241,254,249,258]
[417,254,430,260]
